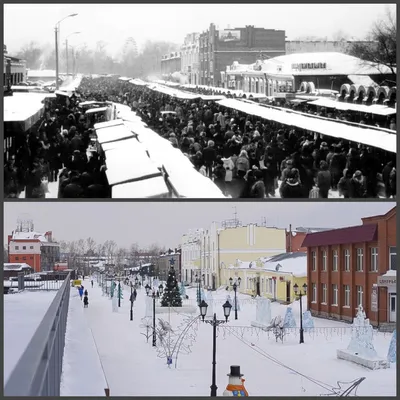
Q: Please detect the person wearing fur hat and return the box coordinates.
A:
[280,168,305,198]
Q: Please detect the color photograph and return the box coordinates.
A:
[3,202,397,396]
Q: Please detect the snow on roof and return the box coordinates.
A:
[27,69,57,78]
[260,52,395,76]
[4,263,33,271]
[382,270,396,277]
[12,231,50,242]
[261,253,307,277]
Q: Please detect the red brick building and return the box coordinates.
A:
[199,23,285,87]
[302,207,396,328]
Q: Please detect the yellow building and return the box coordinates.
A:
[226,252,307,304]
[181,221,286,289]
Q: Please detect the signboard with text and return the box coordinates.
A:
[219,30,241,42]
[371,286,378,312]
[291,62,327,70]
[377,275,396,287]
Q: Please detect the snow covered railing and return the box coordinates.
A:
[4,273,71,396]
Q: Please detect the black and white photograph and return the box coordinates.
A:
[3,3,396,199]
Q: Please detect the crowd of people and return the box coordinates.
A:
[4,76,396,199]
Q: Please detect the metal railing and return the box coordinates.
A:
[4,272,69,293]
[4,273,71,396]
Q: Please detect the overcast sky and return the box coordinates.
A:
[3,202,395,249]
[4,4,395,56]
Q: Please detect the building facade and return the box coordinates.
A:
[303,207,396,327]
[181,221,287,290]
[285,40,376,55]
[228,252,307,303]
[161,52,182,81]
[8,220,60,272]
[180,32,200,85]
[4,45,26,90]
[157,249,182,281]
[199,23,286,87]
[4,263,34,279]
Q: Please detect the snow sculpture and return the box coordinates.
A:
[255,297,271,326]
[283,307,296,328]
[387,330,396,363]
[302,310,314,332]
[346,305,377,358]
[206,291,214,318]
[112,295,118,313]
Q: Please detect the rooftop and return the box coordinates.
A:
[4,263,33,271]
[302,224,378,248]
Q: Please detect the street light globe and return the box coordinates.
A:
[222,300,232,321]
[302,283,308,294]
[199,300,208,319]
[229,277,233,285]
[237,277,242,286]
[293,283,299,294]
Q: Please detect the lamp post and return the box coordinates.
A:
[293,283,308,344]
[229,276,242,320]
[152,291,156,347]
[54,13,78,90]
[145,284,151,296]
[130,282,134,321]
[65,32,81,76]
[199,300,232,397]
[118,280,121,307]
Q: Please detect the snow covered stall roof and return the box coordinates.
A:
[217,98,396,153]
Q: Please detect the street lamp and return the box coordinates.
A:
[65,31,81,76]
[145,284,151,295]
[152,291,156,347]
[293,283,308,344]
[54,13,78,90]
[129,282,134,321]
[199,300,232,397]
[118,280,121,307]
[159,284,164,295]
[229,276,241,320]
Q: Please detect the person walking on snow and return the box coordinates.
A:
[78,285,84,299]
[83,295,89,308]
[91,279,94,288]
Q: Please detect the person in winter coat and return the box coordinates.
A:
[350,171,367,198]
[250,170,266,198]
[236,150,250,178]
[280,169,305,198]
[202,140,217,177]
[78,286,84,299]
[317,161,331,198]
[389,167,396,197]
[91,280,94,288]
[83,295,89,308]
[213,159,226,194]
[382,161,394,198]
[84,289,88,296]
[338,169,353,198]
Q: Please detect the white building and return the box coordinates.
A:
[180,32,200,85]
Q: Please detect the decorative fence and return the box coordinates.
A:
[4,273,71,396]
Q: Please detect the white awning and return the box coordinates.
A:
[112,176,170,198]
[85,107,108,114]
[217,98,396,153]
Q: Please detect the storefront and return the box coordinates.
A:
[377,272,396,323]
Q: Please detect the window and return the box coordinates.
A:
[332,250,338,271]
[344,285,350,307]
[30,246,34,250]
[370,247,378,272]
[311,251,316,271]
[268,279,272,294]
[15,256,19,260]
[23,257,26,260]
[332,284,338,305]
[356,285,363,307]
[312,283,317,302]
[15,246,19,250]
[23,246,26,250]
[321,283,327,303]
[344,249,350,271]
[356,248,364,271]
[322,251,327,271]
[389,247,397,270]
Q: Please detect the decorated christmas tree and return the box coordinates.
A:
[161,265,182,307]
[110,281,116,298]
[118,283,124,301]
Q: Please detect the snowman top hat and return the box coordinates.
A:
[227,365,244,378]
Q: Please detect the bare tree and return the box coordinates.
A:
[86,237,97,256]
[16,41,43,69]
[348,9,396,75]
[115,247,127,274]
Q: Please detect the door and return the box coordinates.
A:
[286,282,291,303]
[389,293,396,322]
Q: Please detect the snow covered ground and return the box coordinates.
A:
[60,279,396,396]
[4,290,58,383]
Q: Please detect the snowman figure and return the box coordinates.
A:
[223,366,248,397]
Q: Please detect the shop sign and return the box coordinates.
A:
[377,276,396,287]
[371,286,378,312]
[291,62,327,70]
